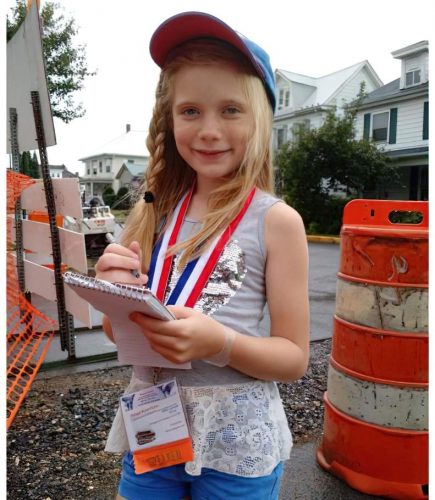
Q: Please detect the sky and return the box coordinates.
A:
[4,0,433,175]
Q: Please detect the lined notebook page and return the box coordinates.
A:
[63,272,190,369]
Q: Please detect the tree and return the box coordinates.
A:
[20,151,40,178]
[7,0,95,123]
[275,90,396,235]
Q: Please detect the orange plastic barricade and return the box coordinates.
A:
[7,171,57,429]
[28,209,63,227]
[317,200,428,500]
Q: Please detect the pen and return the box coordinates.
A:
[105,233,141,279]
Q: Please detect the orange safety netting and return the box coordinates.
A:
[7,170,57,429]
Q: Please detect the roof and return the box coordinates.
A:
[276,61,383,111]
[79,130,149,161]
[48,164,79,177]
[358,80,428,107]
[385,146,428,159]
[115,162,148,179]
[392,40,428,59]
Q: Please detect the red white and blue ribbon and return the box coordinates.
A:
[148,187,256,308]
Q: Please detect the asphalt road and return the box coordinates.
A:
[308,242,340,341]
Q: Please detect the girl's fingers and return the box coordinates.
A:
[167,305,196,320]
[148,343,186,364]
[103,243,140,260]
[95,253,140,273]
[95,270,147,285]
[146,331,179,349]
[130,312,167,331]
[129,241,142,259]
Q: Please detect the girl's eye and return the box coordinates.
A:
[224,106,240,115]
[182,108,198,116]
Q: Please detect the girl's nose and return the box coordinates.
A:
[197,114,222,141]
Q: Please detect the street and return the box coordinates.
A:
[308,242,340,341]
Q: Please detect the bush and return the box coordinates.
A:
[304,197,349,235]
[115,186,131,209]
[102,187,116,207]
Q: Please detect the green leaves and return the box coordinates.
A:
[275,87,396,235]
[7,0,95,123]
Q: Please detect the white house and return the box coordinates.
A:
[49,164,79,179]
[79,124,149,199]
[355,41,429,200]
[273,61,383,149]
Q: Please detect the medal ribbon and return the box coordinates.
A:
[149,187,256,308]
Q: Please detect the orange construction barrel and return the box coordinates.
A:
[317,200,428,499]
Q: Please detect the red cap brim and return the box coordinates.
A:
[150,12,257,71]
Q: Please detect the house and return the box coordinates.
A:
[355,41,428,200]
[273,61,383,149]
[115,161,148,190]
[79,124,149,199]
[49,164,79,179]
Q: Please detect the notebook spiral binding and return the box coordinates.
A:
[63,271,148,301]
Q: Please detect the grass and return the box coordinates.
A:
[111,209,130,223]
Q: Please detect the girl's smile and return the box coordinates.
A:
[193,148,231,159]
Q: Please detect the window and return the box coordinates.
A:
[278,88,290,110]
[277,128,285,148]
[106,165,111,173]
[372,112,389,142]
[406,70,421,87]
[99,161,103,173]
[93,167,97,175]
[87,168,90,175]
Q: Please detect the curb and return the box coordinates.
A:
[307,235,340,244]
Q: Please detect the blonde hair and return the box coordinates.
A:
[122,39,274,270]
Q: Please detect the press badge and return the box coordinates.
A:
[120,379,193,473]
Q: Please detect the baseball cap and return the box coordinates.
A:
[149,12,276,111]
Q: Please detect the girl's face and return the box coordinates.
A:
[171,63,253,191]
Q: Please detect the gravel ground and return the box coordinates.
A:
[7,339,331,500]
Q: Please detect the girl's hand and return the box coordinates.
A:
[94,240,148,286]
[129,306,227,364]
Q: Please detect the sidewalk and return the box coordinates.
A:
[280,441,380,499]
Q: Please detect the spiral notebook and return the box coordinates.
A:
[63,272,190,369]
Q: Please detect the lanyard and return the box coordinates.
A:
[148,187,256,308]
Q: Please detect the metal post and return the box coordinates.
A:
[30,91,76,359]
[9,108,27,293]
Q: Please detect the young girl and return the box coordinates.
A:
[95,12,309,500]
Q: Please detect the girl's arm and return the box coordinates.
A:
[228,202,310,382]
[130,202,310,384]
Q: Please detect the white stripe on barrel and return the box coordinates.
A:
[335,278,428,332]
[327,364,428,431]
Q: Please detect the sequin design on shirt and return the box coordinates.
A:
[165,239,246,316]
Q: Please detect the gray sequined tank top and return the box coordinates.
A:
[133,190,282,386]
